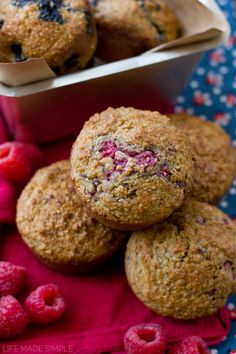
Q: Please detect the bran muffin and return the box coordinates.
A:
[125,200,236,320]
[0,0,97,75]
[71,107,194,231]
[90,0,180,62]
[169,113,236,204]
[16,160,125,273]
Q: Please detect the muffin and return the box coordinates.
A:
[0,0,97,75]
[125,200,236,320]
[16,160,125,273]
[71,107,194,231]
[90,0,180,62]
[169,113,236,204]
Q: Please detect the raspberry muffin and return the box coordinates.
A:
[0,0,97,75]
[125,200,236,320]
[16,160,125,273]
[170,113,236,204]
[71,107,194,231]
[90,0,179,61]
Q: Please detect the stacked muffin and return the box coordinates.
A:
[0,0,180,74]
[17,107,236,320]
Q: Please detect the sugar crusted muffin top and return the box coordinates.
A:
[16,160,125,271]
[71,107,194,230]
[170,113,236,204]
[125,200,236,319]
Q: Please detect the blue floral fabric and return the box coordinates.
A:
[175,0,236,352]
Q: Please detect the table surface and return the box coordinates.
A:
[175,0,236,352]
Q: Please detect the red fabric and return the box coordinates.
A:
[0,115,231,354]
[0,110,9,144]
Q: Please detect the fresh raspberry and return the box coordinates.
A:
[230,309,236,320]
[169,336,210,354]
[100,140,118,158]
[124,323,167,354]
[0,295,29,338]
[25,284,65,325]
[0,141,42,184]
[0,261,27,297]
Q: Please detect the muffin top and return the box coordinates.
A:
[16,160,124,270]
[71,107,194,230]
[125,200,236,319]
[170,113,236,204]
[90,0,179,61]
[0,0,97,74]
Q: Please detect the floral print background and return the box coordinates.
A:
[175,0,236,352]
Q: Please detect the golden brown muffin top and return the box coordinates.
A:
[90,0,179,61]
[71,107,194,230]
[16,160,124,267]
[125,200,236,319]
[170,113,236,204]
[0,0,97,73]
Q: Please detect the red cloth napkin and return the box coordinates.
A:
[0,118,231,354]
